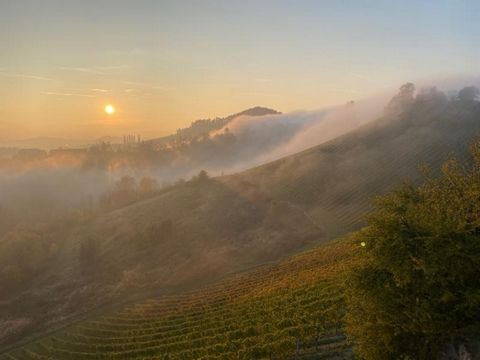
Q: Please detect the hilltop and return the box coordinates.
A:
[147,106,281,147]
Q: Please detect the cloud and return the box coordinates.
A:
[58,67,105,75]
[0,71,53,81]
[207,93,390,174]
[96,65,130,71]
[58,64,131,75]
[242,91,279,97]
[122,81,168,90]
[349,72,380,85]
[0,166,111,227]
[325,87,363,95]
[41,92,95,98]
[254,78,272,83]
[123,80,152,86]
[91,88,111,93]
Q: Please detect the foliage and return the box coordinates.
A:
[387,82,415,114]
[458,86,480,102]
[100,176,159,210]
[0,226,55,292]
[192,169,209,183]
[345,142,480,359]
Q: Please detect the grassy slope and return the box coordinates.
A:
[1,99,480,352]
[228,99,480,239]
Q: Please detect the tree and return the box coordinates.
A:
[0,227,50,291]
[345,142,480,359]
[416,86,447,104]
[138,176,159,197]
[458,86,480,102]
[101,175,138,209]
[192,169,209,183]
[387,82,416,113]
[114,175,137,195]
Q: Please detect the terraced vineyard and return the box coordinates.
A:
[3,239,359,360]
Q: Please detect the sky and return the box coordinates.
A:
[0,0,478,140]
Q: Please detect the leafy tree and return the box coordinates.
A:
[0,227,51,291]
[192,169,209,183]
[458,86,480,102]
[345,142,480,359]
[101,175,138,209]
[114,175,137,196]
[416,86,447,104]
[387,82,416,113]
[138,176,159,197]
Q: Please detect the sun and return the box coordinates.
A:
[104,104,115,115]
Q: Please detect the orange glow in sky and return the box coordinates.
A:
[0,1,477,141]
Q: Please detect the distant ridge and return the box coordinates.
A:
[0,136,123,150]
[0,107,279,150]
[147,106,281,146]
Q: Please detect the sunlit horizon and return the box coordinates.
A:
[1,0,478,141]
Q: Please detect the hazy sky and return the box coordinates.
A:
[0,0,478,140]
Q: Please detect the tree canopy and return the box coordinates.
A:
[458,86,480,102]
[387,82,416,113]
[345,142,480,359]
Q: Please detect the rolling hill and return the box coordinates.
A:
[3,239,360,360]
[1,92,480,354]
[146,106,281,147]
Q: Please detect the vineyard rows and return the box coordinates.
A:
[4,240,358,360]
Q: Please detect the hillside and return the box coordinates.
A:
[3,239,360,360]
[147,106,281,146]
[227,95,480,239]
[1,93,480,350]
